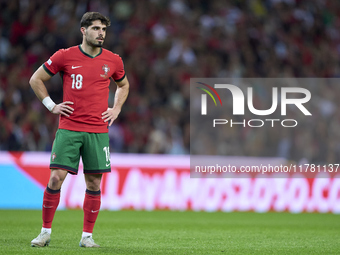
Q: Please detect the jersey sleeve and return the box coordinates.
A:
[112,55,125,82]
[42,49,65,76]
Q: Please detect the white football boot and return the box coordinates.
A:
[79,236,100,248]
[31,230,51,247]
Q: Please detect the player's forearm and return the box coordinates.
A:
[30,67,57,112]
[29,66,53,102]
[29,76,50,102]
[113,81,129,111]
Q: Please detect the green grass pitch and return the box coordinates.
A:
[1,210,339,254]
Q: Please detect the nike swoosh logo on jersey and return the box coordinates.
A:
[71,65,82,69]
[106,163,111,167]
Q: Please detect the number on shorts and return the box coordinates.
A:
[103,146,110,162]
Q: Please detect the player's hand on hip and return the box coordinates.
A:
[102,107,120,126]
[51,101,74,117]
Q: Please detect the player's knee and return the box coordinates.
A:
[49,174,64,189]
[85,174,102,191]
[86,182,100,191]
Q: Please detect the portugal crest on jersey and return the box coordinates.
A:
[51,152,56,162]
[101,64,110,78]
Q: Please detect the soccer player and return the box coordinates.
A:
[29,12,129,248]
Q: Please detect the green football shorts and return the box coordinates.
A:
[50,129,111,174]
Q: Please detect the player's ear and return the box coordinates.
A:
[80,27,86,36]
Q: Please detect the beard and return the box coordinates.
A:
[86,37,104,48]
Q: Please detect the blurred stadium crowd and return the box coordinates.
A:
[1,0,340,163]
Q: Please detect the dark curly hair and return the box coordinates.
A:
[80,12,111,28]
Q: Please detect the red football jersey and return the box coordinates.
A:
[43,45,125,133]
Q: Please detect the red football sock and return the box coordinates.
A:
[42,186,61,228]
[83,189,101,233]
